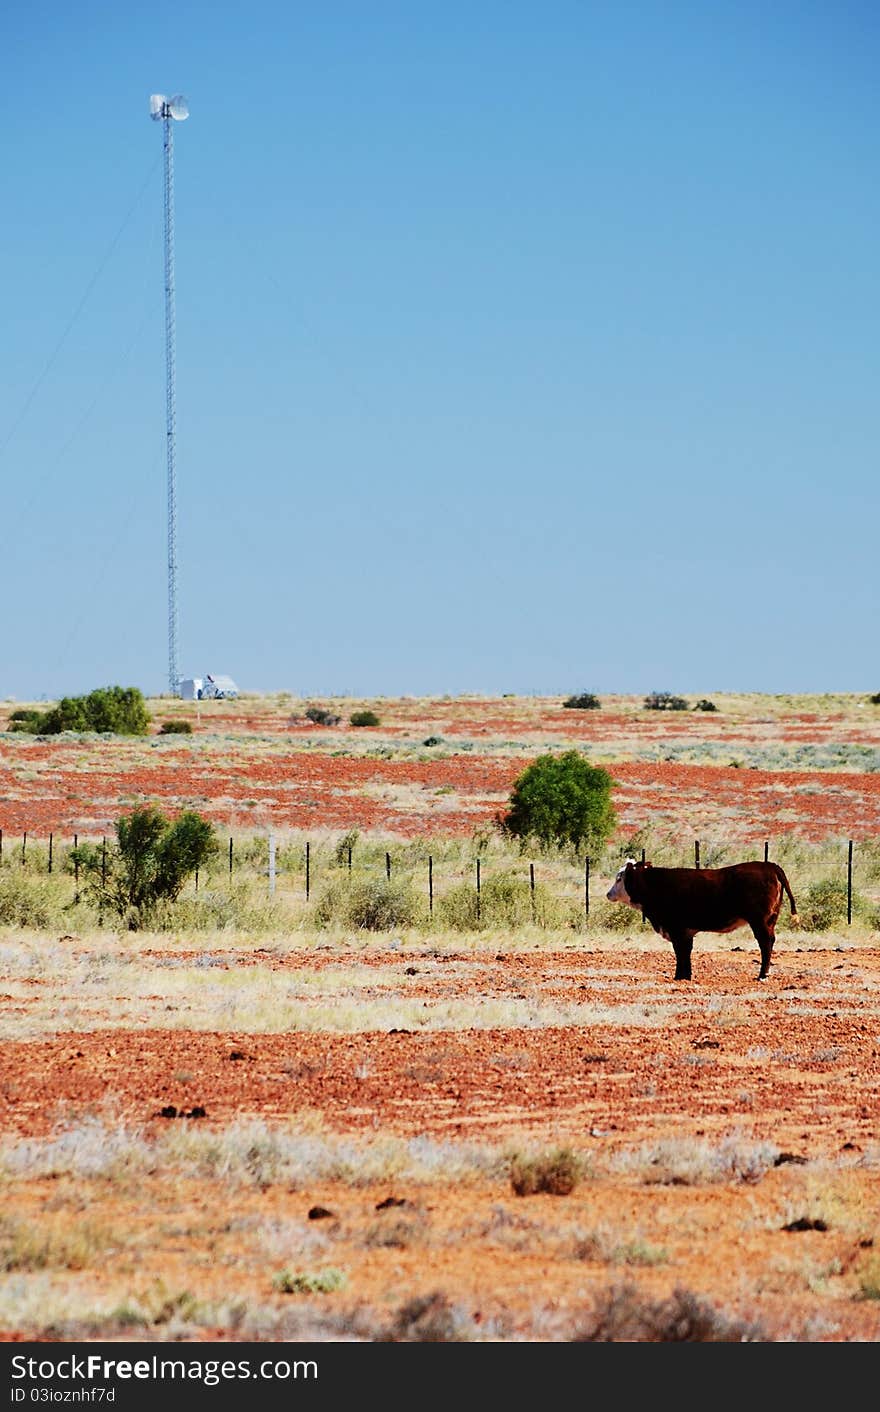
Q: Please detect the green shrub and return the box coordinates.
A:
[0,871,57,928]
[436,869,569,930]
[694,699,717,712]
[576,1284,767,1342]
[563,692,601,710]
[501,751,616,855]
[334,829,359,865]
[273,1267,347,1294]
[423,736,444,747]
[798,877,874,932]
[73,806,218,929]
[159,720,193,735]
[350,710,380,727]
[869,693,880,706]
[314,876,421,931]
[644,691,689,711]
[510,1147,583,1196]
[13,686,150,736]
[304,705,342,726]
[7,709,43,733]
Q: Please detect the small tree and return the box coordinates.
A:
[15,686,150,736]
[74,805,217,928]
[501,750,616,854]
[694,699,717,712]
[350,709,380,727]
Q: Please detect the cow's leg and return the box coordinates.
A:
[670,932,694,981]
[752,922,775,980]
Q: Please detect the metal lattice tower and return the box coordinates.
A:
[150,92,189,695]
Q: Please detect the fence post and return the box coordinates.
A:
[585,856,590,919]
[73,834,79,903]
[0,826,3,861]
[694,840,700,869]
[21,832,27,864]
[847,840,853,925]
[428,855,433,915]
[348,844,352,873]
[268,832,276,895]
[641,848,646,864]
[229,837,233,880]
[476,858,481,922]
[98,836,106,927]
[48,833,53,873]
[764,840,769,862]
[386,851,391,881]
[530,861,535,923]
[194,867,199,893]
[306,840,310,900]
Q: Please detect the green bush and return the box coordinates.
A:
[436,869,569,930]
[13,686,150,736]
[334,829,360,865]
[73,806,218,929]
[644,691,689,711]
[304,705,342,726]
[510,1147,583,1196]
[798,877,874,932]
[350,710,380,727]
[159,720,193,735]
[314,876,421,931]
[0,871,57,928]
[563,692,601,710]
[7,709,43,733]
[694,699,717,712]
[870,693,880,705]
[501,751,616,855]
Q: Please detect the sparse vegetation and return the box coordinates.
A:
[0,691,878,1343]
[694,699,717,712]
[159,720,193,734]
[575,1284,768,1342]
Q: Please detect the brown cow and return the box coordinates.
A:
[606,858,798,981]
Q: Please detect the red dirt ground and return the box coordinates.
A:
[1,696,879,1341]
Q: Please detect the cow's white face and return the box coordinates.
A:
[606,858,639,905]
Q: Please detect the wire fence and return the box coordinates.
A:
[0,826,871,927]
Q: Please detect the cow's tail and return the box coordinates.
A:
[773,863,799,927]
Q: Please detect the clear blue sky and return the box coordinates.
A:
[2,2,877,701]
